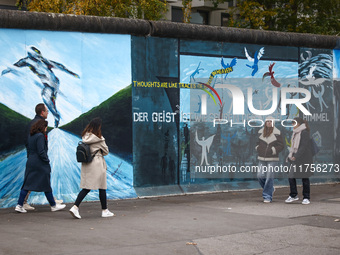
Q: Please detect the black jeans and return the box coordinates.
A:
[288,178,310,199]
[74,189,107,209]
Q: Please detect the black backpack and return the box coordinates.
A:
[76,142,98,163]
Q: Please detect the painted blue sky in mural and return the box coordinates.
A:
[0,29,131,126]
[180,55,298,118]
[180,55,298,82]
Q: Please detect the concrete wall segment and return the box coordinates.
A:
[0,9,339,49]
[0,10,150,36]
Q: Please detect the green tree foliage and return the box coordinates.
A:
[228,0,340,35]
[17,0,168,20]
[182,0,192,23]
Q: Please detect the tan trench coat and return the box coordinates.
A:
[80,133,109,190]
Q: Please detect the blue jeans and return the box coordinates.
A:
[257,161,277,201]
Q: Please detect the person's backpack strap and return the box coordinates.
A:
[90,149,100,160]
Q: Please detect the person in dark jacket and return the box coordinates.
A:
[256,117,284,203]
[24,103,49,153]
[15,119,66,213]
[22,103,49,211]
[285,117,313,205]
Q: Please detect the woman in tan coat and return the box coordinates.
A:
[69,117,114,219]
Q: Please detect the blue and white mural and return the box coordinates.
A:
[0,28,339,208]
[0,29,136,208]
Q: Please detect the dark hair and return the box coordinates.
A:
[35,103,45,115]
[294,117,310,132]
[30,119,48,136]
[82,117,102,138]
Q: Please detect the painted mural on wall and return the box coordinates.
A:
[180,44,299,185]
[1,29,338,207]
[180,45,338,183]
[132,37,180,188]
[132,37,339,190]
[299,48,334,169]
[0,29,136,208]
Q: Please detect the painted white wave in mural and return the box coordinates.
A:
[0,128,136,208]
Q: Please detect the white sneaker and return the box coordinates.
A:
[15,205,27,213]
[51,203,66,212]
[69,205,81,219]
[102,209,115,218]
[54,197,63,204]
[302,199,310,205]
[285,196,299,203]
[23,203,35,210]
[263,199,271,203]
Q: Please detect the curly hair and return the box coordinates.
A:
[30,119,48,136]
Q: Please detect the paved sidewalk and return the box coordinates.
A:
[1,183,339,255]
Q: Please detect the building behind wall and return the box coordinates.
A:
[0,0,237,26]
[166,0,237,26]
[0,0,17,10]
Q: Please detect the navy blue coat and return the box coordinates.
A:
[25,115,45,157]
[22,133,52,192]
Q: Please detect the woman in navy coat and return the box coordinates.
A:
[15,119,66,213]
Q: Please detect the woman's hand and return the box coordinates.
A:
[291,157,296,161]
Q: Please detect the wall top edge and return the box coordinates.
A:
[0,9,339,49]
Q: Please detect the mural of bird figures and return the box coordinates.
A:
[221,57,237,79]
[262,62,281,87]
[244,47,264,76]
[190,61,204,82]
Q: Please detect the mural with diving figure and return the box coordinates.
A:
[1,46,80,128]
[0,29,136,208]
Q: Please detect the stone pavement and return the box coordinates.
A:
[0,183,339,255]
